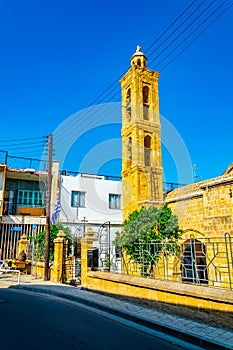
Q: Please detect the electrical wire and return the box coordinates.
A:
[159,2,233,71]
[155,0,231,70]
[1,145,46,151]
[0,135,48,162]
[149,0,218,66]
[145,0,199,54]
[0,135,47,143]
[54,0,232,147]
[88,0,201,107]
[0,141,47,148]
[3,1,232,177]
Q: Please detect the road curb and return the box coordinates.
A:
[11,284,231,350]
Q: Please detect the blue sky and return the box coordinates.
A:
[0,0,232,184]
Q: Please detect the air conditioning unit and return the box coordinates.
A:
[23,168,36,174]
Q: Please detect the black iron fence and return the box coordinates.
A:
[95,233,233,290]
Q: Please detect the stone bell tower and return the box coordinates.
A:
[120,46,163,220]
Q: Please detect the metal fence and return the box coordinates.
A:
[96,233,233,290]
[0,223,46,260]
[0,150,47,171]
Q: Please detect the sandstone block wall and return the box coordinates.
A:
[166,164,233,238]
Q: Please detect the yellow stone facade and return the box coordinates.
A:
[120,46,163,220]
[85,270,233,315]
[166,163,233,238]
[80,227,98,288]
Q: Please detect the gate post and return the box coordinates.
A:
[17,234,29,258]
[51,230,66,283]
[81,228,98,288]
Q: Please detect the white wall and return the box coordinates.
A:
[60,173,122,236]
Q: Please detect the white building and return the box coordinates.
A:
[59,172,122,239]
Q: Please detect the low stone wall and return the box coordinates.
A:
[32,262,45,279]
[84,271,233,314]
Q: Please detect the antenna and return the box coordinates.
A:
[193,164,203,182]
[193,164,197,182]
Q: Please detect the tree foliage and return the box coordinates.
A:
[32,223,73,262]
[114,204,182,276]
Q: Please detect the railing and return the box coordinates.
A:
[60,170,185,189]
[7,155,47,171]
[3,201,45,216]
[0,150,47,171]
[0,267,21,285]
[0,151,185,191]
[163,182,186,194]
[0,150,7,164]
[97,234,233,290]
[60,170,122,181]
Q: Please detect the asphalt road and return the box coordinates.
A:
[0,288,193,350]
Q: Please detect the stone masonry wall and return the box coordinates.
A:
[166,164,233,238]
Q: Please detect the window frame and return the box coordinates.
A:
[18,189,45,207]
[71,191,86,208]
[109,193,121,210]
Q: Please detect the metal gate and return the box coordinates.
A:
[0,223,45,260]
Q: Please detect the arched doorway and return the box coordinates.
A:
[181,238,208,284]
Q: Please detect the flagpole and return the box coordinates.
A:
[50,197,61,225]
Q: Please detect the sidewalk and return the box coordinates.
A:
[1,273,233,350]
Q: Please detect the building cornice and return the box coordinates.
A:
[199,175,233,188]
[166,191,204,203]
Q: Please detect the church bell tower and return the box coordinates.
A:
[120,46,163,220]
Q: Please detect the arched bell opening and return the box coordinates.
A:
[143,86,149,120]
[144,135,151,166]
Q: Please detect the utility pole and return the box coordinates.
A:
[44,133,53,281]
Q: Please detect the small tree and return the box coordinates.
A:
[114,204,182,277]
[32,223,73,262]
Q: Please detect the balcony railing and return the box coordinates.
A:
[3,201,45,216]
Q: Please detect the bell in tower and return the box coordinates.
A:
[120,46,163,220]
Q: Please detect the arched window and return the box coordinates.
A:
[144,136,151,166]
[143,86,149,120]
[128,137,132,160]
[181,238,208,284]
[137,58,141,67]
[143,86,149,104]
[126,88,131,119]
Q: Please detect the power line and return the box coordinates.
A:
[148,0,212,61]
[86,0,217,107]
[88,75,125,107]
[54,1,232,157]
[1,145,45,151]
[0,136,48,159]
[88,0,201,107]
[159,2,233,71]
[145,0,199,54]
[155,0,230,69]
[0,135,47,143]
[149,0,218,66]
[0,141,46,147]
